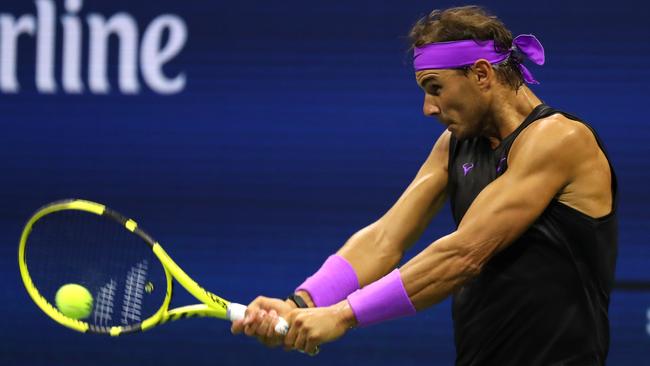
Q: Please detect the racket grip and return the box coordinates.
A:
[227,303,289,335]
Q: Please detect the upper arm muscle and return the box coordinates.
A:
[375,130,451,251]
[454,117,590,268]
[337,131,451,285]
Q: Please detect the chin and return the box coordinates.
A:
[452,126,481,141]
[449,128,466,140]
[453,133,468,141]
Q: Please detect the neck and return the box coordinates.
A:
[482,85,543,148]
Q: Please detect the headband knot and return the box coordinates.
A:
[509,35,545,84]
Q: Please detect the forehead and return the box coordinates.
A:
[415,69,456,86]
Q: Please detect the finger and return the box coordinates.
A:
[259,311,283,348]
[305,337,320,356]
[258,334,282,348]
[230,319,244,335]
[255,310,271,337]
[283,312,299,351]
[243,307,257,326]
[244,310,265,336]
[293,328,307,353]
[250,296,279,314]
[245,296,270,322]
[265,310,278,338]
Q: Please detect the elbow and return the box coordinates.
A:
[435,237,486,280]
[459,254,483,278]
[341,222,403,267]
[448,231,504,278]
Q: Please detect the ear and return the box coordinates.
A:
[470,59,494,89]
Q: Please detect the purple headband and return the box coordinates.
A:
[413,34,545,84]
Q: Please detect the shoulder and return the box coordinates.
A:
[433,129,452,152]
[520,113,594,147]
[506,113,601,189]
[420,130,452,172]
[511,113,597,166]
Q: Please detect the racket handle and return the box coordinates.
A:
[227,303,289,335]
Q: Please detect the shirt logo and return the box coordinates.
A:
[496,157,507,174]
[462,163,474,176]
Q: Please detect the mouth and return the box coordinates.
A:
[435,116,454,131]
[437,118,451,127]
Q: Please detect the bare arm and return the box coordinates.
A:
[401,118,607,309]
[293,131,450,306]
[235,131,451,337]
[276,117,612,354]
[335,130,451,288]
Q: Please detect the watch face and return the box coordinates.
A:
[289,294,308,308]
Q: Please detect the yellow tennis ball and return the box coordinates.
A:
[55,284,93,320]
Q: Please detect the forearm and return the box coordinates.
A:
[297,187,446,307]
[331,232,483,329]
[337,175,449,287]
[399,232,483,310]
[337,222,404,287]
[294,223,402,308]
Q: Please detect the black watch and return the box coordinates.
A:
[286,293,309,308]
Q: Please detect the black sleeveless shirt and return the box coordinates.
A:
[448,104,618,366]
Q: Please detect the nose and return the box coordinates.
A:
[422,95,440,116]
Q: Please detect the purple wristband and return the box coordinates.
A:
[347,269,416,327]
[296,255,359,307]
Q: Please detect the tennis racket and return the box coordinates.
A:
[18,199,289,336]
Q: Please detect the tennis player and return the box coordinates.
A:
[232,6,618,365]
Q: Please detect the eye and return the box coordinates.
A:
[426,84,441,96]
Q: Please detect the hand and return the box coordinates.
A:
[283,300,357,354]
[231,296,295,348]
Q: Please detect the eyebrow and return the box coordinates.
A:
[418,75,439,90]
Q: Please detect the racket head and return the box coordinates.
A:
[19,199,172,335]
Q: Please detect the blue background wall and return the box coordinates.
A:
[1,0,648,364]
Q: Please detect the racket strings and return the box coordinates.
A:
[26,210,167,329]
[121,259,148,324]
[94,279,117,326]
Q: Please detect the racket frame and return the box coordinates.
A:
[19,199,244,336]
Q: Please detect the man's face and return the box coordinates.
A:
[415,69,488,140]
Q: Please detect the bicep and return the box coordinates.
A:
[374,130,451,251]
[455,124,582,267]
[337,131,451,286]
[399,166,567,308]
[455,165,562,262]
[399,120,596,309]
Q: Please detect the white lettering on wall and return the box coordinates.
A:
[0,0,188,95]
[35,0,56,93]
[62,0,83,93]
[87,13,139,94]
[0,13,36,93]
[141,15,187,95]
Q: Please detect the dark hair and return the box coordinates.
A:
[409,6,524,90]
